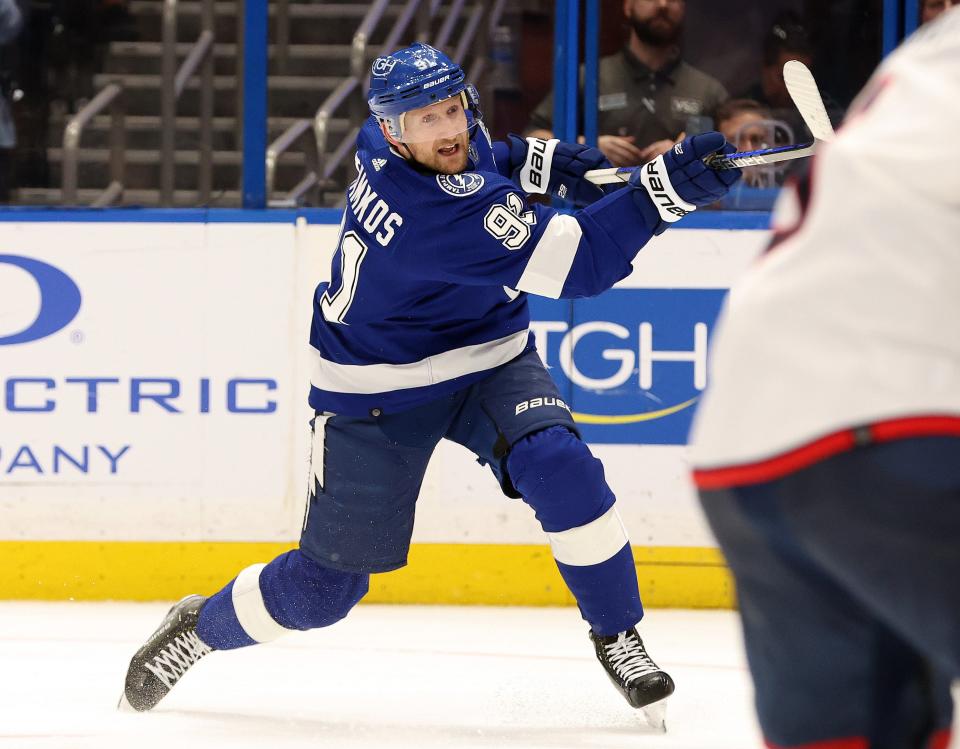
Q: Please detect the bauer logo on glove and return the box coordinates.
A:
[508,134,611,207]
[629,131,742,234]
[639,159,694,222]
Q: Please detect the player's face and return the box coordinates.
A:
[392,97,471,174]
[403,128,470,174]
[400,97,469,144]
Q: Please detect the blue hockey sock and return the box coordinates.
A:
[196,549,369,650]
[196,579,256,649]
[555,543,644,636]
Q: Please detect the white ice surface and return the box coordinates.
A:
[2,603,761,749]
[6,602,957,749]
[5,602,958,749]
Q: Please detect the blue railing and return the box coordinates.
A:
[242,0,269,208]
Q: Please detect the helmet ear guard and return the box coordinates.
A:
[380,113,404,142]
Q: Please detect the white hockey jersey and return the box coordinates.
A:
[690,8,960,489]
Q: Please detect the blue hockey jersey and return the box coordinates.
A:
[307,118,658,416]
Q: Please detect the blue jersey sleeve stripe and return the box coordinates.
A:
[516,214,582,299]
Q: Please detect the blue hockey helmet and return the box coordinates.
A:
[368,43,481,142]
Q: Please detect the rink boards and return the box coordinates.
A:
[0,210,768,607]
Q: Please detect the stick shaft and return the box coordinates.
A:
[584,142,816,185]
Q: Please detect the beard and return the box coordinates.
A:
[407,131,470,174]
[630,12,683,47]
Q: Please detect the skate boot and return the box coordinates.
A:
[119,595,213,712]
[590,627,675,729]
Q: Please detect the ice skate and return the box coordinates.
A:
[119,595,213,712]
[590,627,674,729]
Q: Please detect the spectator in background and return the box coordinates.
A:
[922,0,956,23]
[739,10,841,143]
[525,0,728,167]
[715,98,772,153]
[0,0,23,201]
[715,98,788,194]
[739,12,813,115]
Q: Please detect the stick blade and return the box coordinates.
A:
[783,60,835,142]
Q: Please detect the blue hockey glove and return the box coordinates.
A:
[629,132,742,234]
[507,134,610,206]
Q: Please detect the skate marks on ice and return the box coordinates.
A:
[0,603,760,749]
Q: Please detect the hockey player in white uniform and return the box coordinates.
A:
[691,9,960,748]
[120,43,741,720]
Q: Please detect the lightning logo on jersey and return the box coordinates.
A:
[437,172,485,197]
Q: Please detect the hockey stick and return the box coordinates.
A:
[583,60,832,186]
[584,142,816,184]
[783,60,835,142]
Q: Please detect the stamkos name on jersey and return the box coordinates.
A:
[515,396,570,416]
[347,163,404,246]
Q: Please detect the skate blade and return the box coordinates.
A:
[117,691,136,713]
[641,698,668,732]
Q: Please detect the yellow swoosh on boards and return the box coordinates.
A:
[572,397,699,425]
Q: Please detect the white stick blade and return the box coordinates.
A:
[783,60,835,142]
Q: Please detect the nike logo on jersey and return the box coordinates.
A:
[347,164,404,247]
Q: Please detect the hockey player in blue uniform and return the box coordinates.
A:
[121,43,741,720]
